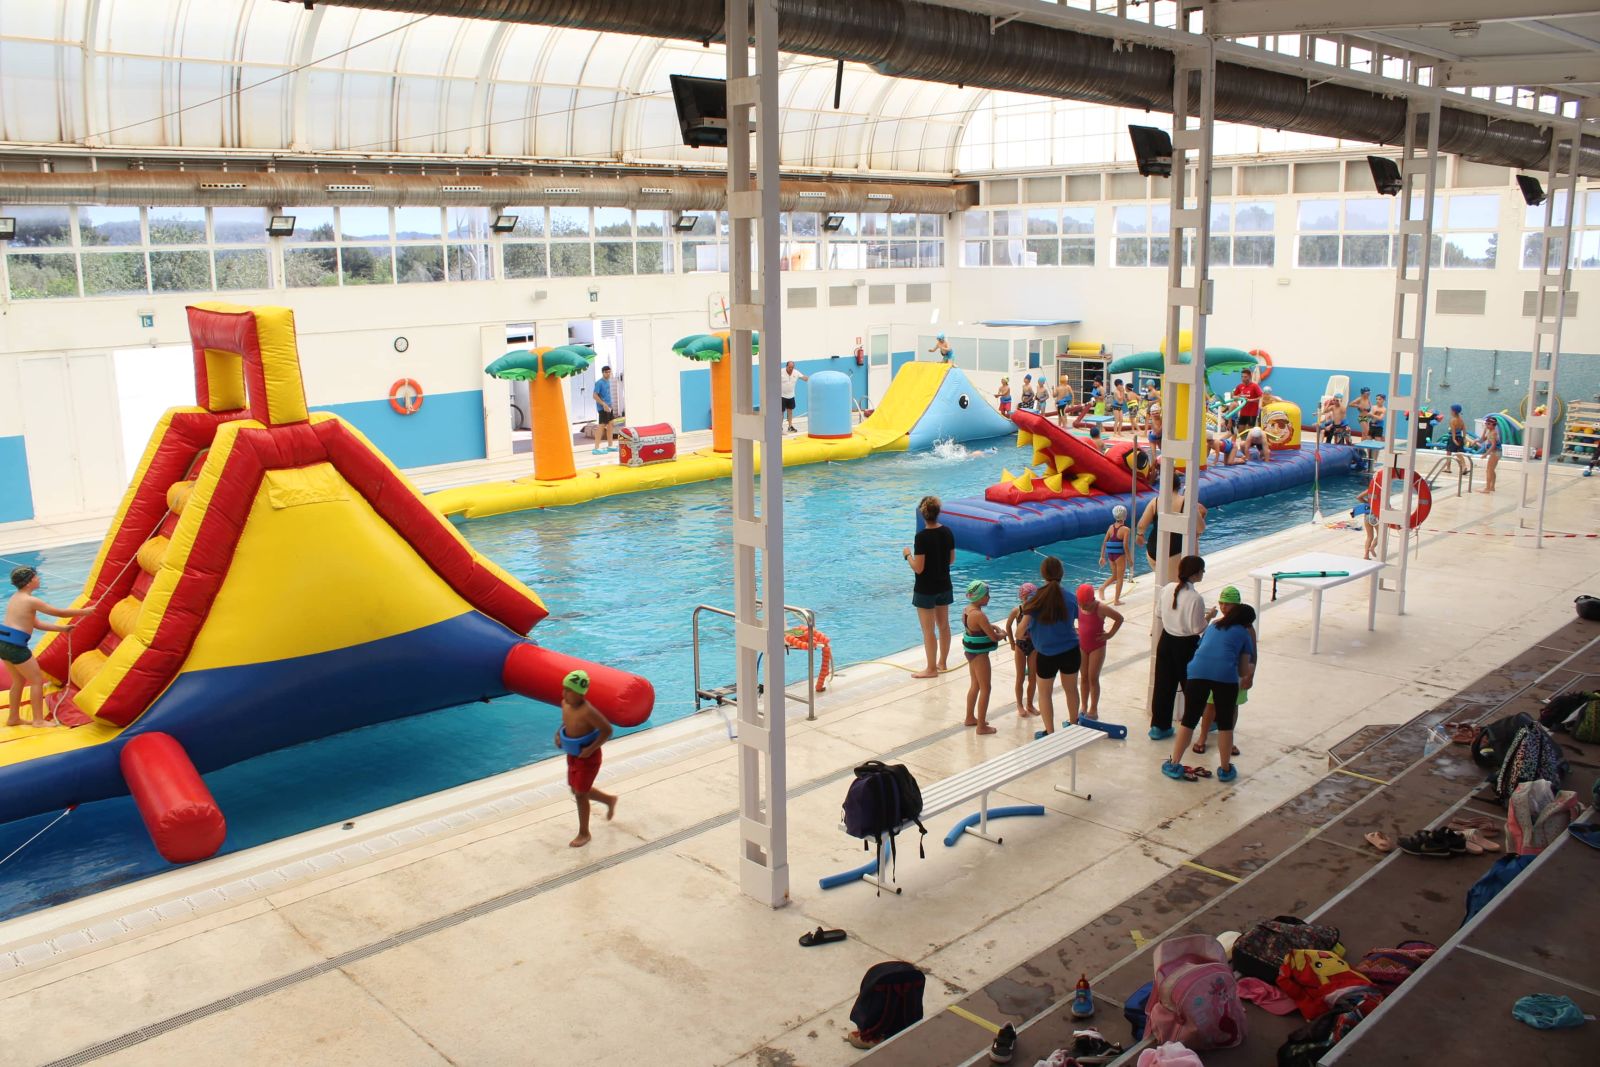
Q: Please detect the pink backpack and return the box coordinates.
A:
[1146,935,1247,1050]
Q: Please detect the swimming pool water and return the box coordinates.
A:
[0,439,1358,918]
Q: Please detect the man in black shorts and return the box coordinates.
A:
[593,365,617,454]
[780,361,808,433]
[1233,367,1262,429]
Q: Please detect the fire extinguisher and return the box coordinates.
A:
[854,336,865,366]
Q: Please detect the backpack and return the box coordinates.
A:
[1124,980,1154,1042]
[1539,690,1596,731]
[1275,996,1368,1067]
[1576,594,1600,622]
[841,761,927,891]
[1230,916,1343,984]
[1353,942,1436,994]
[848,961,925,1044]
[1572,695,1600,745]
[1146,935,1247,1051]
[1492,722,1568,802]
[1471,713,1533,770]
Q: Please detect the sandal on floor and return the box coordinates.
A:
[1450,724,1477,744]
[1365,831,1395,853]
[1459,828,1501,854]
[1185,765,1214,779]
[799,926,847,947]
[1398,829,1456,857]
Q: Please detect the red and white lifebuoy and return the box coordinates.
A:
[1369,467,1432,530]
[389,378,424,415]
[1248,348,1274,383]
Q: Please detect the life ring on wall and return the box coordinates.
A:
[1248,348,1274,382]
[390,379,424,415]
[784,626,833,692]
[1368,467,1432,530]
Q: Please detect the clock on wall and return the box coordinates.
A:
[393,336,410,353]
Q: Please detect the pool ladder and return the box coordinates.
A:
[1421,451,1475,497]
[691,601,819,723]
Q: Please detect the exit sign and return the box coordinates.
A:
[138,313,154,328]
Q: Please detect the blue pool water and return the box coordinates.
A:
[0,438,1358,918]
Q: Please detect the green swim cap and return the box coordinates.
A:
[966,580,989,603]
[1218,586,1242,604]
[562,669,591,695]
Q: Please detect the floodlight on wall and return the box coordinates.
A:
[266,215,296,237]
[0,217,15,241]
[822,214,846,232]
[491,214,519,233]
[1366,156,1403,197]
[670,74,730,149]
[673,213,700,233]
[1515,175,1547,208]
[1127,125,1173,178]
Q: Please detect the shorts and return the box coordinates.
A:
[1446,439,1464,454]
[1236,414,1258,429]
[0,640,31,665]
[567,749,603,793]
[597,409,615,425]
[1181,678,1240,731]
[781,396,796,411]
[1034,646,1081,679]
[1147,532,1184,561]
[912,590,954,609]
[1015,637,1034,655]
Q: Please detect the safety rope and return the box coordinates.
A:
[0,805,76,870]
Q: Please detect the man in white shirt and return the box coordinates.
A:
[781,360,808,433]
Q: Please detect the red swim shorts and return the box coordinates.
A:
[567,750,602,794]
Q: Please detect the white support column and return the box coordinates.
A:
[1517,105,1582,544]
[1375,91,1441,617]
[726,0,789,909]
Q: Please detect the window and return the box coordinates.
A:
[1232,201,1275,266]
[148,206,206,245]
[148,206,211,293]
[1295,199,1340,267]
[341,246,394,285]
[503,207,547,279]
[285,205,338,288]
[1113,204,1168,267]
[79,205,141,246]
[394,207,443,284]
[447,208,492,282]
[213,208,270,292]
[1440,194,1498,269]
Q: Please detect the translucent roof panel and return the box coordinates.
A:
[0,0,993,176]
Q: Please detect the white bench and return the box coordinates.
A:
[821,725,1107,894]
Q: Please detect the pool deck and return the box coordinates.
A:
[1,463,1598,1066]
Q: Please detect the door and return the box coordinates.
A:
[867,326,891,407]
[19,357,82,518]
[569,318,623,426]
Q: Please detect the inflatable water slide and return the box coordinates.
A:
[937,409,1357,558]
[429,353,1013,520]
[0,304,653,863]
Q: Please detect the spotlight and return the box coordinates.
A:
[1449,21,1480,39]
[491,214,518,233]
[1127,125,1173,178]
[823,214,846,232]
[266,214,297,237]
[1366,156,1403,197]
[1516,175,1547,208]
[670,74,730,149]
[672,213,700,233]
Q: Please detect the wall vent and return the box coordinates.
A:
[1435,289,1487,315]
[868,284,895,305]
[325,184,373,193]
[787,287,818,309]
[828,285,858,307]
[905,282,932,303]
[1523,290,1579,317]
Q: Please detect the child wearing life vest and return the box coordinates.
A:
[961,581,1006,735]
[554,670,617,847]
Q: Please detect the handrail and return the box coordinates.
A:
[1420,449,1474,496]
[691,600,819,723]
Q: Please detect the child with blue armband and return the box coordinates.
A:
[555,669,617,847]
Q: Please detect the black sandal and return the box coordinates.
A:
[799,926,847,947]
[1185,765,1214,779]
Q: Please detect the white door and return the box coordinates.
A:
[69,354,125,510]
[19,357,84,518]
[867,327,892,408]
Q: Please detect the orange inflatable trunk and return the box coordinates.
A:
[709,348,732,455]
[530,363,577,481]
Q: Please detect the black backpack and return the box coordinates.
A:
[1471,713,1533,770]
[1575,595,1600,622]
[849,961,925,1044]
[842,761,927,887]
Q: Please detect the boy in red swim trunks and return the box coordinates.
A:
[554,669,618,848]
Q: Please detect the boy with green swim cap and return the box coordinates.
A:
[555,668,618,848]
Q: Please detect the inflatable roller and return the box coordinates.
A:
[119,732,227,863]
[503,642,655,727]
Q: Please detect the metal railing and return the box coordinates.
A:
[1421,450,1475,497]
[691,600,819,722]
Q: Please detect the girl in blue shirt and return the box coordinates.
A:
[1162,588,1256,783]
[1015,555,1081,736]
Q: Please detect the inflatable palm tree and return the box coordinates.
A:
[673,331,757,455]
[486,345,595,481]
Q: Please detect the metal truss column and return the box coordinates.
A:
[1517,106,1582,543]
[1375,92,1441,616]
[726,0,789,909]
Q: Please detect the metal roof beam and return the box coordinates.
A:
[1201,1,1600,36]
[1439,53,1600,88]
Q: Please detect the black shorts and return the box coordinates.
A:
[912,590,953,609]
[0,640,31,665]
[781,396,796,411]
[597,410,615,425]
[1236,414,1258,429]
[1034,646,1081,679]
[1182,678,1240,731]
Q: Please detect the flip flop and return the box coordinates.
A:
[1365,831,1395,853]
[1459,828,1501,853]
[1450,724,1477,744]
[799,926,847,947]
[1192,742,1207,754]
[1184,765,1214,779]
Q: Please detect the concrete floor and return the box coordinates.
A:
[1,466,1598,1067]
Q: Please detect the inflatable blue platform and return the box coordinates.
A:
[937,443,1360,558]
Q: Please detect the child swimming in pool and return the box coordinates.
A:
[1005,582,1039,719]
[960,581,1005,735]
[1098,505,1131,606]
[1075,584,1124,721]
[554,669,617,848]
[4,566,92,729]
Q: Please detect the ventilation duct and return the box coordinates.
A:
[0,170,974,213]
[295,0,1600,177]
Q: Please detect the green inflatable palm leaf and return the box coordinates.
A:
[485,345,595,381]
[672,332,759,360]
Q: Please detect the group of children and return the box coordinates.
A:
[994,375,1157,436]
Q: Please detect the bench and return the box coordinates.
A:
[820,725,1108,895]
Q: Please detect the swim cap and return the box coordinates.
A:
[936,332,946,340]
[1450,403,1462,413]
[1019,582,1038,601]
[562,669,590,695]
[1112,504,1127,520]
[1075,583,1095,606]
[10,566,37,589]
[1218,586,1242,604]
[966,580,989,603]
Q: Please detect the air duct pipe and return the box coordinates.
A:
[295,0,1600,177]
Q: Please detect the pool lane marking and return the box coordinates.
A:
[946,1004,1002,1034]
[1181,860,1243,884]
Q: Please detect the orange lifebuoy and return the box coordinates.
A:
[1248,348,1274,383]
[389,378,423,415]
[1369,467,1432,530]
[784,626,832,692]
